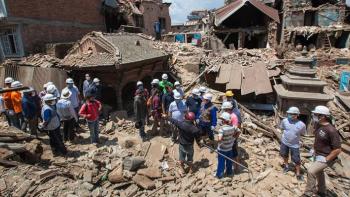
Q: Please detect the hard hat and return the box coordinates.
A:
[162,73,168,80]
[4,77,14,84]
[203,93,213,101]
[43,94,56,101]
[191,88,201,96]
[93,78,100,83]
[185,112,196,121]
[174,81,181,86]
[11,81,22,88]
[46,84,56,94]
[220,112,231,122]
[47,82,54,86]
[174,92,182,100]
[222,101,233,110]
[66,78,74,84]
[22,87,34,93]
[286,106,300,114]
[199,86,207,93]
[225,90,234,97]
[151,79,160,85]
[312,106,330,116]
[61,89,72,99]
[136,81,143,86]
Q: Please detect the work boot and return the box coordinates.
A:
[283,165,289,174]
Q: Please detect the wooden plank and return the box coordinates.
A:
[215,64,231,84]
[241,66,256,95]
[254,62,273,95]
[226,63,242,90]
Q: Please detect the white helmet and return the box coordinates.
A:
[11,81,22,88]
[136,81,143,86]
[93,78,100,83]
[61,89,72,99]
[43,94,56,101]
[222,101,233,110]
[47,82,54,86]
[220,112,231,122]
[174,81,181,86]
[199,86,208,93]
[162,74,168,80]
[191,88,200,96]
[312,106,330,116]
[47,84,56,94]
[66,78,74,84]
[4,77,14,84]
[151,79,159,85]
[174,92,182,100]
[203,93,213,101]
[286,106,300,114]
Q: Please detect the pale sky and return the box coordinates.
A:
[166,0,350,24]
[165,0,225,24]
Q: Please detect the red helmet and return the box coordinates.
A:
[185,112,196,121]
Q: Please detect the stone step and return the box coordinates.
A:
[281,75,327,87]
[274,84,333,101]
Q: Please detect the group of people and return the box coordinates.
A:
[133,73,342,196]
[0,74,103,156]
[133,73,242,178]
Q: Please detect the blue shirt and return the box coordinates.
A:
[169,100,187,121]
[63,86,80,108]
[186,96,201,119]
[280,118,306,148]
[22,95,38,118]
[56,99,78,121]
[162,93,174,113]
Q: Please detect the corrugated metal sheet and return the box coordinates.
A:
[215,0,280,26]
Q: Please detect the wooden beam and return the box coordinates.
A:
[223,33,232,43]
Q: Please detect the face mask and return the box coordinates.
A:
[175,99,181,103]
[67,84,73,88]
[96,82,100,86]
[176,86,180,90]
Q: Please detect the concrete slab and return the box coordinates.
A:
[132,174,156,190]
[274,84,333,101]
[281,75,327,87]
[145,142,167,167]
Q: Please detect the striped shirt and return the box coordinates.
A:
[218,125,236,151]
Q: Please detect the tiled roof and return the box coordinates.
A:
[61,32,167,68]
[214,0,280,26]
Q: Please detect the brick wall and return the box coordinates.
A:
[141,2,171,36]
[4,0,105,55]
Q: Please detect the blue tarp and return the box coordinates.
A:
[339,71,350,91]
[175,34,185,43]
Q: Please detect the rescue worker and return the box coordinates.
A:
[79,92,102,144]
[10,81,24,130]
[168,92,187,143]
[2,77,14,126]
[216,112,239,178]
[83,74,92,98]
[39,83,49,99]
[303,106,341,197]
[93,78,102,102]
[280,107,306,181]
[57,89,78,142]
[159,73,173,94]
[225,90,242,124]
[198,93,218,141]
[22,87,39,137]
[41,94,67,156]
[173,81,184,97]
[199,86,208,99]
[134,89,147,141]
[150,89,162,135]
[161,86,174,136]
[186,88,202,120]
[63,78,81,114]
[135,81,149,124]
[47,84,60,99]
[169,112,201,174]
[150,79,160,96]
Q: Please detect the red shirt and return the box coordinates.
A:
[79,100,101,121]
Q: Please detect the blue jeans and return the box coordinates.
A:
[87,120,99,143]
[216,150,233,178]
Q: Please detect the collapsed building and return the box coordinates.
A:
[279,0,350,51]
[211,0,280,49]
[60,32,169,113]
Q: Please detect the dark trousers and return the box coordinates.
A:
[48,127,67,155]
[23,117,38,136]
[12,112,24,130]
[63,118,75,141]
[199,124,214,140]
[4,111,12,126]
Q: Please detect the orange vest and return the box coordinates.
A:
[11,91,22,113]
[2,92,14,110]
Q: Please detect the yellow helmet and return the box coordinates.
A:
[225,90,234,97]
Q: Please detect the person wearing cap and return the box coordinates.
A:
[199,86,208,99]
[92,78,102,101]
[2,77,14,126]
[134,88,148,141]
[198,93,218,141]
[279,107,306,181]
[47,84,60,99]
[225,90,242,124]
[41,94,67,156]
[79,93,102,144]
[21,88,39,137]
[173,81,184,98]
[216,112,238,178]
[186,88,202,120]
[63,78,81,113]
[135,81,150,124]
[57,89,78,142]
[159,73,173,94]
[303,106,341,197]
[169,112,201,174]
[10,81,24,129]
[221,101,241,173]
[150,79,161,96]
[168,92,187,143]
[83,74,93,97]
